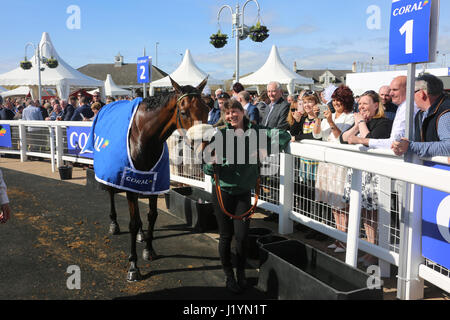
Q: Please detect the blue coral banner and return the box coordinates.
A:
[422,162,450,270]
[66,126,93,159]
[0,124,12,148]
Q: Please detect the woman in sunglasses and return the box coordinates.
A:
[341,90,393,266]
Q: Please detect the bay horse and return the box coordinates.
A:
[101,77,209,281]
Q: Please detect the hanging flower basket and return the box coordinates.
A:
[210,31,228,48]
[20,60,32,70]
[249,22,270,43]
[46,57,58,69]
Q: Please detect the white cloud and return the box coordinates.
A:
[271,24,319,36]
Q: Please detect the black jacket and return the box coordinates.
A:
[414,94,450,142]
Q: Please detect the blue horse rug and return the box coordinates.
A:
[81,98,170,195]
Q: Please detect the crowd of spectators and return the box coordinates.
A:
[201,74,449,267]
[0,92,134,122]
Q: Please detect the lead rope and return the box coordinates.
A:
[212,140,262,221]
[213,170,261,221]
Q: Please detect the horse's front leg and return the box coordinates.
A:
[108,188,120,235]
[126,191,142,282]
[143,195,159,261]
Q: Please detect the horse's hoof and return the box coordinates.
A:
[143,248,158,261]
[136,231,146,243]
[127,268,142,282]
[109,222,120,235]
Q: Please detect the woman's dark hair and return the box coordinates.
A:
[332,85,355,112]
[232,82,244,94]
[223,99,244,112]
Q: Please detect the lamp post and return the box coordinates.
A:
[22,40,57,103]
[155,42,159,67]
[217,0,261,83]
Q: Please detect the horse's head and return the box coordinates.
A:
[170,76,210,132]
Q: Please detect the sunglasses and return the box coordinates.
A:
[291,108,297,112]
[303,90,315,96]
[217,93,230,99]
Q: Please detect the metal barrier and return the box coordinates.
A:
[1,120,449,299]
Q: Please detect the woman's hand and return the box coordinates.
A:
[313,105,320,118]
[354,112,365,124]
[292,111,302,122]
[347,135,361,145]
[324,106,333,123]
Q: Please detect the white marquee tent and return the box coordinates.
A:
[0,86,30,98]
[104,74,131,96]
[0,32,103,100]
[239,45,314,94]
[149,49,223,95]
[87,74,132,97]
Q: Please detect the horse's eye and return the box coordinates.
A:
[180,110,188,117]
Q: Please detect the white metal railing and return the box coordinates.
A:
[1,120,450,299]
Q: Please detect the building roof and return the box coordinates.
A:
[77,63,168,87]
[296,69,353,83]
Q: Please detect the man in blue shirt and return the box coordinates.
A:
[237,90,260,124]
[392,74,450,158]
[71,96,94,121]
[22,99,43,121]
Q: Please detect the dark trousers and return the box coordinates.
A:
[212,187,251,274]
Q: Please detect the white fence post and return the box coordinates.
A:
[345,169,362,267]
[397,156,425,300]
[204,174,213,193]
[18,123,27,162]
[49,126,55,173]
[279,152,293,235]
[378,175,392,278]
[55,125,63,169]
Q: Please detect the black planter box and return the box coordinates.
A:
[247,227,272,260]
[58,165,73,180]
[257,240,383,300]
[168,187,217,232]
[257,235,287,248]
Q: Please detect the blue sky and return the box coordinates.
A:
[1,0,449,80]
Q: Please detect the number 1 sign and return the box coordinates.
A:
[137,56,152,84]
[389,0,439,65]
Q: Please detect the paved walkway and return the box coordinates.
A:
[0,157,447,300]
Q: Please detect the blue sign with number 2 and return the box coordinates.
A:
[137,56,151,84]
[389,0,432,65]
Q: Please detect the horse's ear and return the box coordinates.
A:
[170,77,182,94]
[196,76,209,93]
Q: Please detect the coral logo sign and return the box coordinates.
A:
[389,0,438,65]
[422,162,450,271]
[0,125,12,148]
[66,126,93,159]
[392,0,429,16]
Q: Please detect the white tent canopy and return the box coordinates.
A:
[150,49,223,95]
[104,74,131,96]
[239,45,314,94]
[0,86,30,98]
[0,32,103,100]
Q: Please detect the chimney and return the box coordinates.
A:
[293,61,297,72]
[115,53,124,67]
[352,61,357,73]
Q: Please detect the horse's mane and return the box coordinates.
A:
[141,85,201,111]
